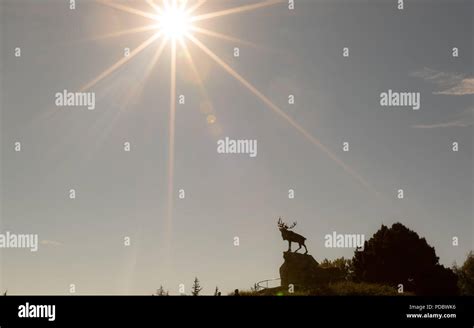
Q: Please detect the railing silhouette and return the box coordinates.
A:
[255,278,281,291]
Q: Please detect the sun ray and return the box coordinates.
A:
[145,0,164,14]
[190,0,283,23]
[85,24,159,42]
[187,34,379,196]
[126,37,169,102]
[179,0,189,10]
[186,0,206,14]
[189,26,260,48]
[179,38,210,101]
[143,38,169,85]
[162,0,172,10]
[80,32,162,92]
[80,38,169,171]
[166,40,178,242]
[97,0,160,21]
[33,30,163,124]
[37,37,170,170]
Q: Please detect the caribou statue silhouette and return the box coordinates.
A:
[277,218,308,254]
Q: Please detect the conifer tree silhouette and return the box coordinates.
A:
[191,277,202,296]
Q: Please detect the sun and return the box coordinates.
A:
[157,4,191,40]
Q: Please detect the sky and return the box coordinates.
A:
[0,0,472,295]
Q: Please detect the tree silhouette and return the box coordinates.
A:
[454,251,474,295]
[352,223,458,295]
[156,285,168,296]
[191,277,202,296]
[320,257,353,280]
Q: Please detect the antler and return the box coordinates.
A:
[277,217,287,228]
[277,217,284,227]
[288,221,297,229]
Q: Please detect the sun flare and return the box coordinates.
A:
[157,4,192,40]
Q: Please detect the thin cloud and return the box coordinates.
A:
[412,107,473,129]
[412,68,474,95]
[434,78,474,96]
[412,68,464,85]
[412,121,471,129]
